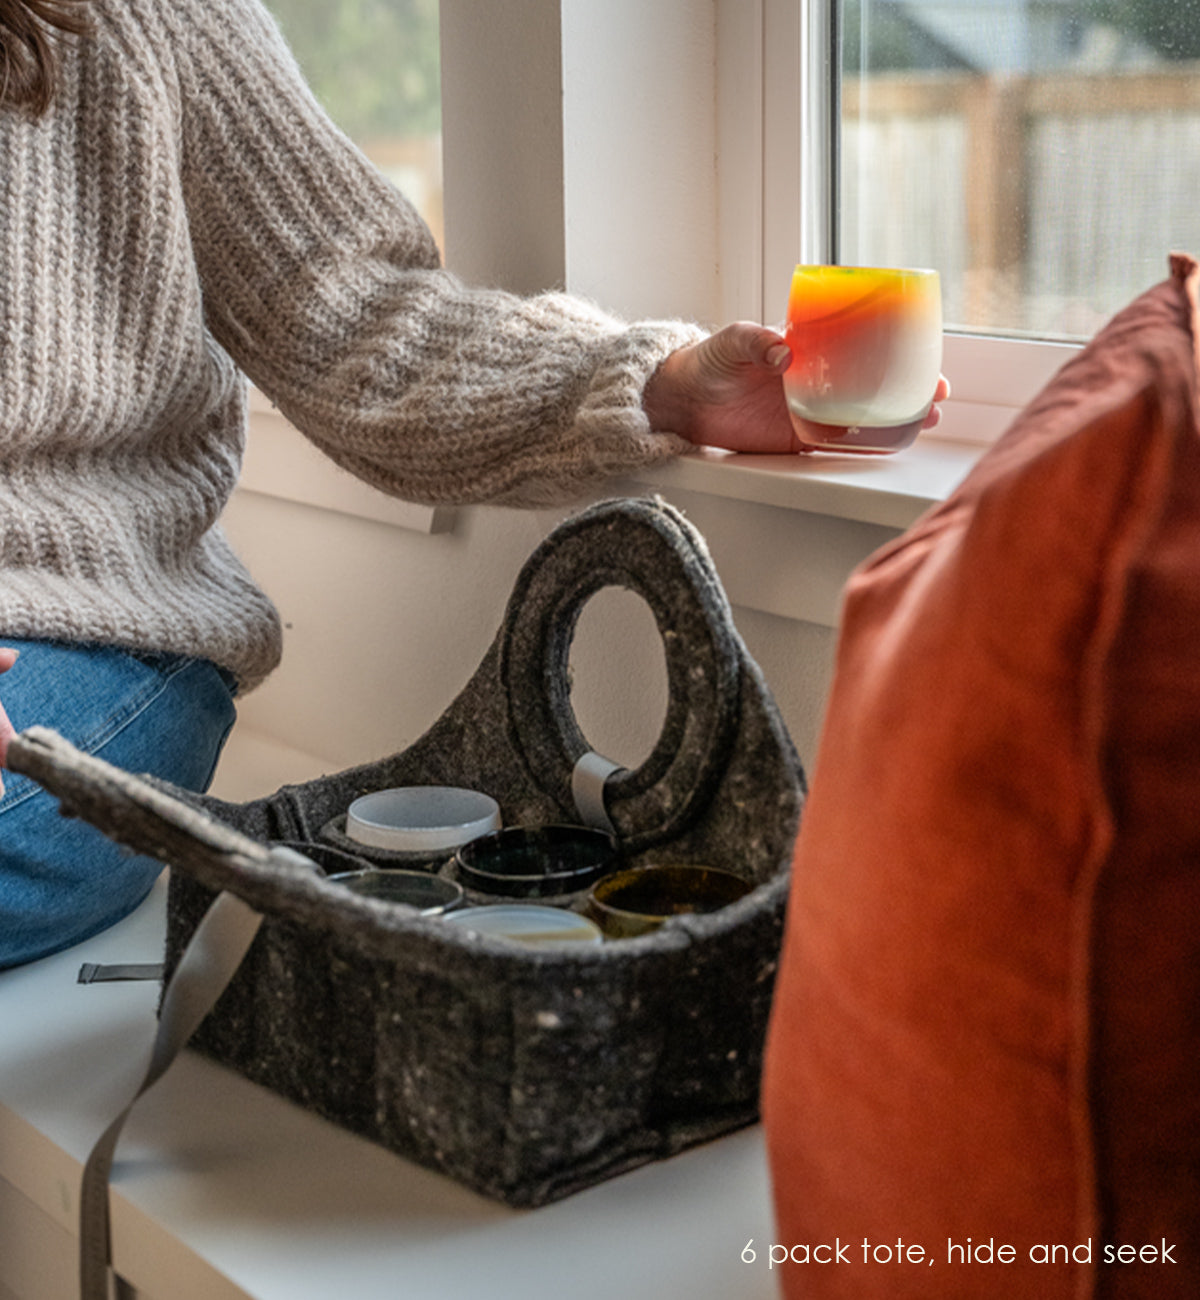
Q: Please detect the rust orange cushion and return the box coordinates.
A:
[762,254,1200,1300]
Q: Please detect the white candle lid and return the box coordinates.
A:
[443,905,603,947]
[345,786,501,853]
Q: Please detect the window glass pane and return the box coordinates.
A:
[840,0,1200,339]
[264,0,443,250]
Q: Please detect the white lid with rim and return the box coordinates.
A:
[443,905,603,947]
[345,787,501,853]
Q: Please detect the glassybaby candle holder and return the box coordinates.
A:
[784,264,943,454]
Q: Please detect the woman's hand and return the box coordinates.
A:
[644,322,949,454]
[0,648,18,796]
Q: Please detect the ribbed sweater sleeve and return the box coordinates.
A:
[0,0,708,691]
[167,0,701,508]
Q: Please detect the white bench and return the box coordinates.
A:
[0,875,778,1300]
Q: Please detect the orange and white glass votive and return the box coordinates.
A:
[783,264,943,454]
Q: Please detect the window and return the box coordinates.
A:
[264,0,444,249]
[749,0,1200,442]
[839,0,1200,342]
[239,1,448,537]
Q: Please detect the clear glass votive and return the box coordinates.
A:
[584,864,753,939]
[326,867,464,915]
[453,824,618,899]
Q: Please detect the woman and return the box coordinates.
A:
[0,0,945,966]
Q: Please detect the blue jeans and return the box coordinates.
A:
[0,640,237,969]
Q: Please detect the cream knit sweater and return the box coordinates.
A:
[0,0,702,691]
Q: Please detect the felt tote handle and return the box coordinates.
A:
[498,499,745,852]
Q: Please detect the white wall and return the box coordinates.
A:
[560,0,721,323]
[209,0,866,803]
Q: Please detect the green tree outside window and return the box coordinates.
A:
[265,0,441,140]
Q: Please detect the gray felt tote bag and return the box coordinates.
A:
[9,496,805,1210]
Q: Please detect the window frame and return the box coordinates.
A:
[247,0,1085,546]
[722,0,1082,444]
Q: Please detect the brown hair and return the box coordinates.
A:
[0,0,90,115]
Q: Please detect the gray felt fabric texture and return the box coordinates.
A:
[9,498,805,1207]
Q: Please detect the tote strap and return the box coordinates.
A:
[1,730,319,1297]
[78,888,264,1299]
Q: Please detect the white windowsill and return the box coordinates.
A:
[239,326,1074,539]
[241,389,988,537]
[0,879,777,1300]
[631,332,1081,529]
[633,433,981,531]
